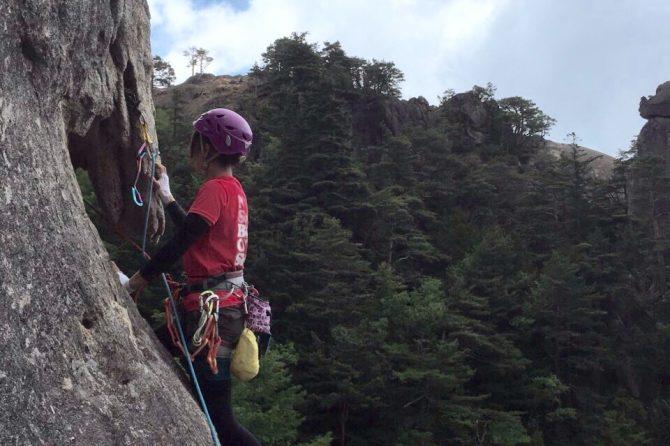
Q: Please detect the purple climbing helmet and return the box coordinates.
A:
[192,108,253,156]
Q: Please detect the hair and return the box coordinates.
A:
[190,131,242,168]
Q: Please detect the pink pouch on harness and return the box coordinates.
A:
[245,287,271,335]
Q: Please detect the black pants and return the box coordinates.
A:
[156,305,262,446]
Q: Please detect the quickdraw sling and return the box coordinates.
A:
[164,288,228,375]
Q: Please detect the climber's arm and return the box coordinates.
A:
[126,213,210,290]
[164,200,187,229]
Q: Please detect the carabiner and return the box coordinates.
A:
[131,186,144,207]
[136,142,148,159]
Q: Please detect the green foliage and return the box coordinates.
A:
[361,59,405,97]
[599,395,651,446]
[233,344,332,446]
[152,55,175,88]
[487,413,531,446]
[498,96,556,162]
[473,82,497,102]
[498,96,555,139]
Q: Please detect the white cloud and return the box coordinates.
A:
[148,0,508,103]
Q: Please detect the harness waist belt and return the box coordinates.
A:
[183,270,244,294]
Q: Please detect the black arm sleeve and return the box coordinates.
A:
[139,212,209,280]
[165,200,187,230]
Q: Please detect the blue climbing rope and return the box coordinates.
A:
[140,144,221,446]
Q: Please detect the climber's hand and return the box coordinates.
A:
[111,262,130,287]
[153,163,174,205]
[117,271,130,287]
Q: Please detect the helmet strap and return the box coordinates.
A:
[200,132,221,166]
[205,152,220,165]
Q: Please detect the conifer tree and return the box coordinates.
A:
[525,251,608,443]
[233,344,333,446]
[250,33,372,229]
[498,96,555,162]
[152,55,176,88]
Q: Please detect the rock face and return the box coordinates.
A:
[544,140,615,179]
[629,82,670,248]
[351,95,436,146]
[0,2,211,444]
[441,90,501,146]
[639,81,670,119]
[153,74,249,121]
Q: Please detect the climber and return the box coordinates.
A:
[122,108,261,446]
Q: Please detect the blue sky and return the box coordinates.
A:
[193,0,248,8]
[148,0,670,156]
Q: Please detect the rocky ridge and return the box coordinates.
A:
[544,140,615,179]
[155,74,614,178]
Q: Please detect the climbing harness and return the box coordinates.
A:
[165,286,238,374]
[164,281,272,374]
[132,114,221,446]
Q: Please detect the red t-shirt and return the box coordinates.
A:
[182,175,248,283]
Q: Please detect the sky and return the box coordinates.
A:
[148,0,670,156]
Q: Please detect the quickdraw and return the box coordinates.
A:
[131,142,148,206]
[130,115,155,207]
[191,291,224,374]
[163,277,187,353]
[165,288,237,375]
